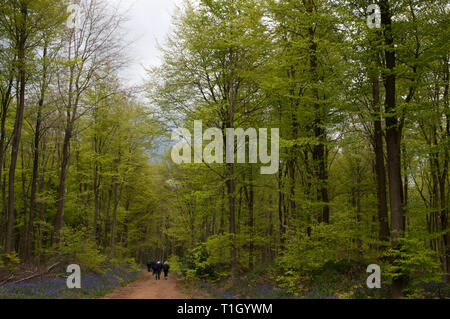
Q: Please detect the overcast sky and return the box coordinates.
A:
[108,0,183,86]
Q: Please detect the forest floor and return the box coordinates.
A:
[100,270,212,299]
[0,262,140,299]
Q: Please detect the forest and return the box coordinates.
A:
[0,0,449,299]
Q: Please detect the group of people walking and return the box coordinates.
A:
[147,261,170,280]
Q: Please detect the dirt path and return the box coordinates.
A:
[101,270,194,299]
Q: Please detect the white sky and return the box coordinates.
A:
[108,0,184,86]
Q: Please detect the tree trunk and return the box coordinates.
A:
[380,0,406,298]
[26,44,48,263]
[93,162,100,240]
[6,5,28,254]
[104,188,112,251]
[0,71,14,249]
[307,0,329,224]
[20,143,28,260]
[220,185,225,235]
[441,57,449,282]
[371,70,390,243]
[227,46,237,276]
[278,167,286,249]
[109,182,119,259]
[36,168,46,269]
[1,162,7,249]
[54,123,72,243]
[244,169,254,271]
[109,152,122,259]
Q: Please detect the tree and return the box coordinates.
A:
[53,0,126,242]
[0,0,65,256]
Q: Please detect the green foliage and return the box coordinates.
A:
[108,256,140,273]
[58,227,105,273]
[177,240,231,282]
[167,255,182,274]
[125,258,140,273]
[2,252,21,272]
[383,237,444,293]
[280,221,357,274]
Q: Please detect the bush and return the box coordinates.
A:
[125,258,140,272]
[168,255,182,274]
[2,252,20,272]
[383,237,443,297]
[58,227,105,273]
[177,238,230,282]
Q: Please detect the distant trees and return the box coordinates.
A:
[0,0,66,256]
[53,0,126,242]
[148,0,271,274]
[147,0,450,298]
[0,0,160,269]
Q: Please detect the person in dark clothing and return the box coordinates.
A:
[147,261,156,274]
[162,261,170,280]
[154,261,162,280]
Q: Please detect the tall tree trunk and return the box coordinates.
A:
[355,158,363,255]
[371,70,390,243]
[307,0,329,224]
[441,56,450,282]
[54,123,72,243]
[20,143,28,260]
[287,159,295,223]
[6,5,28,254]
[267,196,274,261]
[109,152,122,259]
[1,162,7,249]
[244,169,254,271]
[109,181,119,259]
[93,162,100,240]
[220,184,225,235]
[227,47,237,276]
[380,0,406,298]
[0,71,14,248]
[402,143,408,232]
[36,164,46,269]
[288,69,298,226]
[104,188,112,251]
[278,166,286,249]
[26,44,48,263]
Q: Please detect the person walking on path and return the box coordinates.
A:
[154,261,162,280]
[162,261,170,280]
